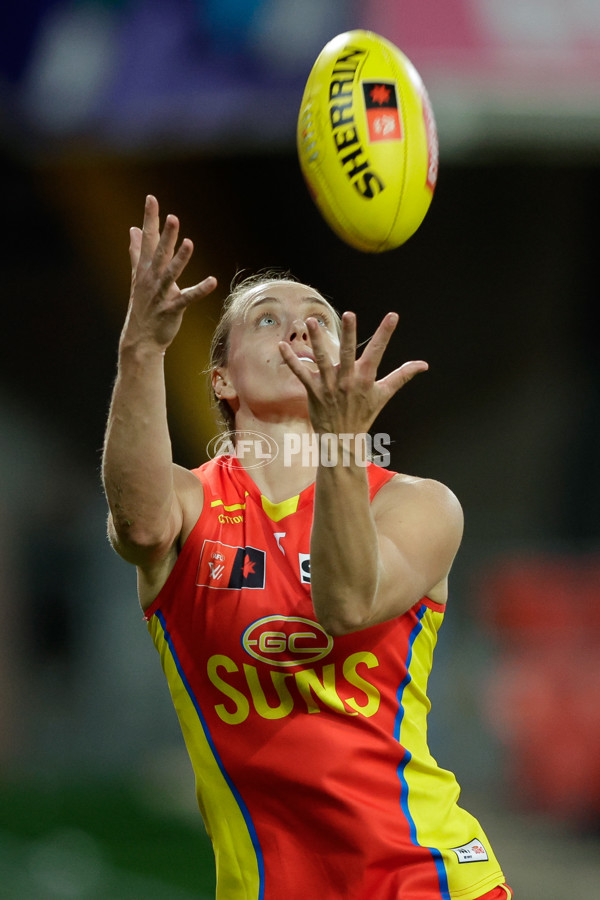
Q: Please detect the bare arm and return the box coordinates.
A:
[102,195,216,579]
[279,311,462,635]
[311,466,463,634]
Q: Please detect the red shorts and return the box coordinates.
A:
[478,886,513,900]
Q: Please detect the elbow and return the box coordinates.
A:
[107,515,174,565]
[312,575,380,637]
[319,619,360,638]
[317,613,370,638]
[313,581,420,636]
[313,596,375,638]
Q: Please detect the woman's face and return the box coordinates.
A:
[216,281,341,422]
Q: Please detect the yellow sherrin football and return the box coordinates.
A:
[297,30,438,253]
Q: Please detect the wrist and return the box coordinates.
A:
[118,334,167,360]
[316,432,371,469]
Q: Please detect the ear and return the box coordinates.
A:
[212,367,237,401]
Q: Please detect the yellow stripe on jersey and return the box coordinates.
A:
[148,613,264,900]
[260,493,300,522]
[210,499,247,511]
[397,606,504,899]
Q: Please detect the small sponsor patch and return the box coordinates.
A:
[362,81,402,142]
[197,540,265,590]
[450,838,489,863]
[298,553,311,584]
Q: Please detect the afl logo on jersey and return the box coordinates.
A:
[242,616,333,667]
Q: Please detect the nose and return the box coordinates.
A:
[288,318,309,343]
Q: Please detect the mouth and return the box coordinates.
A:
[279,347,318,366]
[294,348,316,363]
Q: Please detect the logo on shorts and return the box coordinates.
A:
[197,540,266,590]
[450,838,489,863]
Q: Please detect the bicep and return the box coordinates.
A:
[373,479,464,617]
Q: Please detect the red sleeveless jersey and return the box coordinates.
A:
[145,457,506,900]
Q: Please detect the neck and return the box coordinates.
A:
[230,412,318,502]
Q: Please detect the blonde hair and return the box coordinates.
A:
[209,270,341,431]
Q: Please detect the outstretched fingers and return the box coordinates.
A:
[151,219,205,304]
[278,341,314,389]
[129,226,142,271]
[152,213,181,273]
[378,359,429,400]
[139,194,161,266]
[338,311,357,380]
[304,317,337,390]
[156,232,191,298]
[136,197,189,282]
[180,275,218,307]
[358,312,399,378]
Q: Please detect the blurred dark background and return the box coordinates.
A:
[1,1,600,898]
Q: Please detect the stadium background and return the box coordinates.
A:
[1,1,599,897]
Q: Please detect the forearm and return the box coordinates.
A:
[102,340,178,550]
[102,196,217,561]
[310,453,380,635]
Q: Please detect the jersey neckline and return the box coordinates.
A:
[217,455,317,521]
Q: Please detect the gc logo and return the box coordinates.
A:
[242,616,333,667]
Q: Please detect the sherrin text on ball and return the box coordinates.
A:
[297,30,438,253]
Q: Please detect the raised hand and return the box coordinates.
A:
[278,310,428,437]
[123,195,217,351]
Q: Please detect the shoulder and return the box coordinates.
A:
[374,471,461,506]
[373,474,463,606]
[175,457,248,541]
[174,463,206,543]
[372,472,463,536]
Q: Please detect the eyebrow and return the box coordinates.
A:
[246,295,333,315]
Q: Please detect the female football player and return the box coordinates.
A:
[102,195,512,900]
